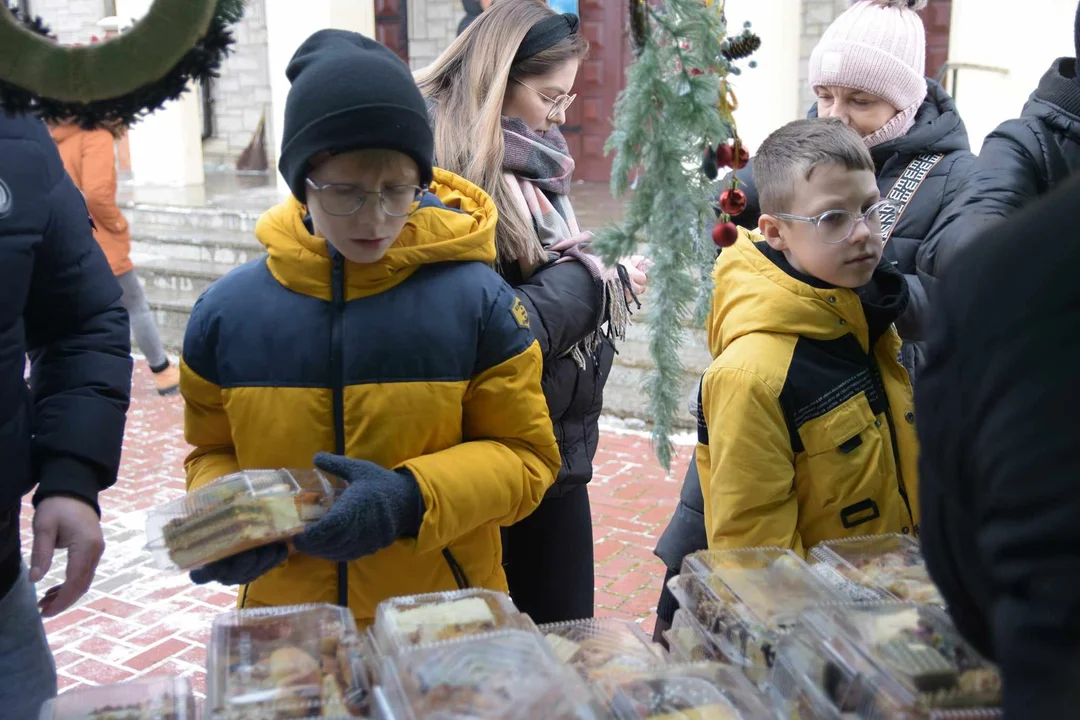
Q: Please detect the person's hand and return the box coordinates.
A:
[621,255,650,299]
[292,453,424,563]
[30,496,105,617]
[189,542,289,586]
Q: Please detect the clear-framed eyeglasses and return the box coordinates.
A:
[772,199,900,245]
[305,179,423,218]
[514,79,577,120]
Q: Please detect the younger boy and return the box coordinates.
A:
[696,117,919,556]
[180,30,560,625]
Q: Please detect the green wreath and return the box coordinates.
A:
[0,0,245,128]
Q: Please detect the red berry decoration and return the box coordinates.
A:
[712,221,739,248]
[719,189,747,217]
[689,68,704,76]
[732,143,750,169]
[715,144,734,168]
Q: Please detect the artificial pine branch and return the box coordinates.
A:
[594,0,736,469]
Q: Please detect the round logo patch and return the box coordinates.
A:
[0,176,11,219]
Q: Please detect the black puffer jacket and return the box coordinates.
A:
[0,111,132,598]
[502,260,613,498]
[725,80,973,377]
[918,58,1080,279]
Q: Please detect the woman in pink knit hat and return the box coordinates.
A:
[726,0,974,381]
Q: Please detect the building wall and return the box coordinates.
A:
[210,0,272,162]
[799,0,848,113]
[407,0,460,70]
[31,0,106,45]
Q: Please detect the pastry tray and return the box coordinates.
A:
[373,588,527,655]
[538,618,666,681]
[663,609,723,664]
[808,533,944,605]
[38,676,195,720]
[796,602,1002,716]
[596,662,773,719]
[146,469,342,571]
[675,547,839,672]
[376,629,601,719]
[206,603,372,719]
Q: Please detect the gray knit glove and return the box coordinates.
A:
[292,453,425,563]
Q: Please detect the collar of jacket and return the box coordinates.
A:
[1030,57,1080,125]
[255,168,497,301]
[708,228,908,357]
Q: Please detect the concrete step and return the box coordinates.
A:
[123,203,262,233]
[131,223,265,268]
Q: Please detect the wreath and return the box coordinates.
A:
[0,0,244,129]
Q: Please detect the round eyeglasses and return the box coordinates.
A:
[772,199,900,245]
[305,179,423,218]
[514,79,577,120]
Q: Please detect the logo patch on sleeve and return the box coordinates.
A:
[510,297,530,328]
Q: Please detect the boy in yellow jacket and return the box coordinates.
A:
[697,118,920,557]
[180,30,560,625]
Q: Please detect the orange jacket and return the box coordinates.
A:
[49,125,133,276]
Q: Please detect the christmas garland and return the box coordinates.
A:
[596,0,760,468]
[0,0,244,129]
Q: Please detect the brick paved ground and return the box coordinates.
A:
[20,361,691,698]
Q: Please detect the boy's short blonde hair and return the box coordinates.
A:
[753,118,874,215]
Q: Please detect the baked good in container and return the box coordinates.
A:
[539,618,664,681]
[808,533,943,605]
[374,589,522,653]
[38,676,195,720]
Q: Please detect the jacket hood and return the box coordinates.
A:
[1026,57,1080,134]
[48,124,80,144]
[256,167,497,300]
[707,228,906,357]
[810,79,971,163]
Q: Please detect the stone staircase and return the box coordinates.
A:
[127,202,710,428]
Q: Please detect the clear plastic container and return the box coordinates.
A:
[146,469,342,571]
[663,609,723,664]
[206,603,372,719]
[538,618,665,681]
[38,676,195,720]
[596,662,773,719]
[675,547,838,675]
[377,629,601,719]
[794,602,1002,717]
[373,588,525,654]
[809,534,944,605]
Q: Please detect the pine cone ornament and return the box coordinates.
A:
[715,144,734,168]
[630,0,648,55]
[721,30,761,62]
[702,146,719,180]
[720,189,747,216]
[712,221,739,248]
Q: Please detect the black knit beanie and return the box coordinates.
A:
[278,30,434,203]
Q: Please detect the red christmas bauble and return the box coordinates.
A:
[689,68,704,76]
[712,221,739,248]
[715,144,734,168]
[719,189,747,216]
[732,144,750,169]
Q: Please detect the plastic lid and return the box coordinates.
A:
[145,469,338,571]
[206,603,371,719]
[539,618,664,681]
[38,676,195,720]
[378,630,599,719]
[374,588,523,654]
[800,603,1002,713]
[809,534,943,605]
[664,610,723,664]
[677,548,838,668]
[598,662,773,719]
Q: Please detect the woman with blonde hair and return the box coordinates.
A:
[418,0,648,623]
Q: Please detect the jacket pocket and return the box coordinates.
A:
[797,393,886,526]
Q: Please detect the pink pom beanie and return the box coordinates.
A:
[809,0,928,147]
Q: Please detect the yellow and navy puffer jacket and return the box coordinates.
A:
[179,169,561,626]
[695,229,920,558]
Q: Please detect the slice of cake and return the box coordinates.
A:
[392,597,499,645]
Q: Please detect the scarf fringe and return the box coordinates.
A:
[564,276,632,369]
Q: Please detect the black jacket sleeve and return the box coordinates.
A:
[24,127,132,514]
[512,260,603,360]
[917,175,1080,718]
[917,119,1046,279]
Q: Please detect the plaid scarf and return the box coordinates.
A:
[502,117,631,366]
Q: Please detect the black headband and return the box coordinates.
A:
[513,13,580,64]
